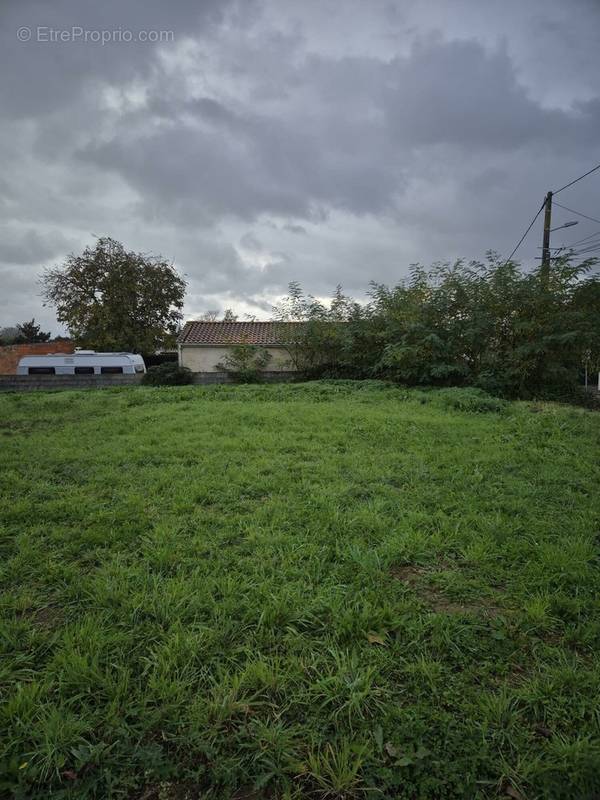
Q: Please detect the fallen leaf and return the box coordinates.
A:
[19,763,28,770]
[62,770,78,781]
[367,631,386,645]
[384,742,397,758]
[504,785,525,800]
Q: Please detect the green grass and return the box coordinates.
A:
[1,381,599,799]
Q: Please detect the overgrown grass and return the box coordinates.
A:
[1,381,599,799]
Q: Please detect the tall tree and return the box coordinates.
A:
[41,238,186,353]
[14,318,51,344]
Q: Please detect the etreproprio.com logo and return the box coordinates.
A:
[17,26,174,44]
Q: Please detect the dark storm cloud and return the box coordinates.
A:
[77,34,599,226]
[0,0,236,116]
[1,0,599,329]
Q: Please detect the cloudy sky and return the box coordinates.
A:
[1,0,600,332]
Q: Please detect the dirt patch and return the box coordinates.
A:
[134,784,270,800]
[134,782,203,800]
[390,564,427,585]
[424,591,503,617]
[17,605,63,630]
[391,564,503,617]
[231,789,274,800]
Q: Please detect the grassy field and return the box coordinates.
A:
[1,381,599,800]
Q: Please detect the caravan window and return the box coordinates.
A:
[74,366,94,375]
[28,367,55,375]
[100,366,123,374]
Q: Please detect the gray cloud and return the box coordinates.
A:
[0,227,75,265]
[0,0,235,116]
[1,0,600,332]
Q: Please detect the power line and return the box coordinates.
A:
[553,161,600,195]
[536,243,600,259]
[571,245,600,257]
[568,229,600,247]
[502,199,546,266]
[573,244,600,257]
[552,200,600,225]
[502,160,600,266]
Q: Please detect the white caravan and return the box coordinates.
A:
[17,350,146,376]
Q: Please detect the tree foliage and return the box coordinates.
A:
[40,237,186,354]
[217,342,272,382]
[14,319,52,344]
[0,320,51,345]
[273,282,362,374]
[275,254,600,398]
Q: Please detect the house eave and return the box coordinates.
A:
[178,342,288,348]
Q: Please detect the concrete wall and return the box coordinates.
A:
[0,372,298,391]
[0,341,74,374]
[180,345,294,373]
[191,371,298,384]
[0,374,141,392]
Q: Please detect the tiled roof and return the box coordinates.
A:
[178,321,299,346]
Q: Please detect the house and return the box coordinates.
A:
[177,321,298,374]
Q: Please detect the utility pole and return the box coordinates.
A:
[541,190,553,280]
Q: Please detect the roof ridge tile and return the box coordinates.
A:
[178,320,298,345]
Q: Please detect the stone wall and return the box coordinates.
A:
[0,341,74,374]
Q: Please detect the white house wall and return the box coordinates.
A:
[180,345,294,373]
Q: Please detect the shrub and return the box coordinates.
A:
[142,362,194,386]
[217,343,272,383]
[274,254,600,404]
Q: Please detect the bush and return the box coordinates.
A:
[274,255,600,404]
[142,362,194,386]
[217,344,272,383]
[142,352,178,368]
